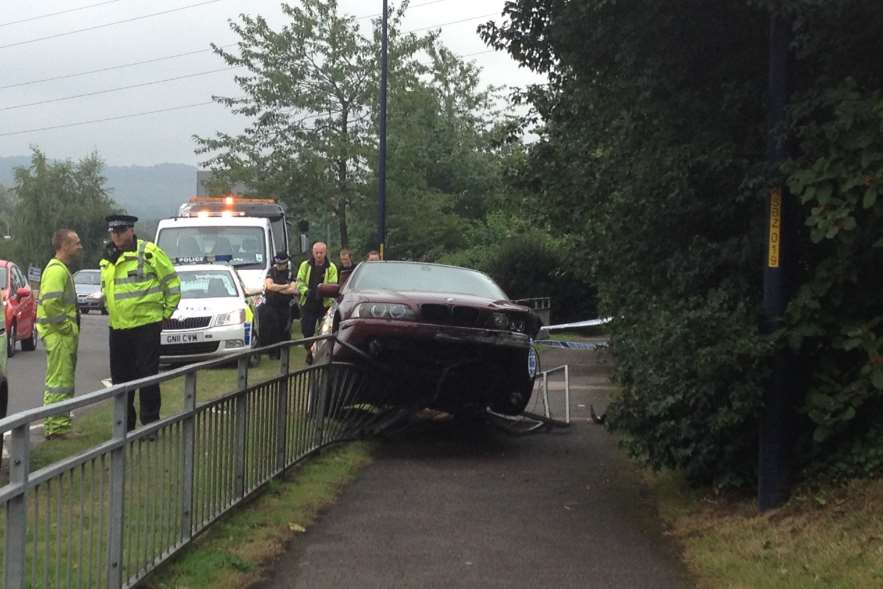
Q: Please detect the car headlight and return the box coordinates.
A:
[490,312,510,330]
[215,309,246,326]
[352,302,415,320]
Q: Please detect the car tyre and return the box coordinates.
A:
[21,323,36,351]
[6,322,15,358]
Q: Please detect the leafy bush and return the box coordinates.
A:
[482,0,883,488]
[481,236,597,324]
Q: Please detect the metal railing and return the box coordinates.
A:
[0,335,388,589]
[513,297,552,325]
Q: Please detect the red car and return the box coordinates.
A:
[0,260,38,357]
[313,261,542,416]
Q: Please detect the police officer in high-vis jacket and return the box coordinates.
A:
[100,214,181,431]
[37,229,83,438]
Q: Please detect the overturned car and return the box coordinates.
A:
[312,261,542,416]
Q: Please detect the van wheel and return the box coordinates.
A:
[21,323,36,351]
[6,323,15,358]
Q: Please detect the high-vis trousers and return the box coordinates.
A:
[42,332,78,436]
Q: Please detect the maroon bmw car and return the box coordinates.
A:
[314,261,542,416]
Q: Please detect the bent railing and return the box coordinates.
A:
[0,335,387,589]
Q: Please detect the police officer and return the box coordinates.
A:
[37,229,83,438]
[100,214,181,431]
[296,241,338,364]
[262,252,297,358]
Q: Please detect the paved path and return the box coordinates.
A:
[254,348,691,589]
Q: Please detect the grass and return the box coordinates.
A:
[142,440,375,589]
[652,472,883,588]
[0,323,380,588]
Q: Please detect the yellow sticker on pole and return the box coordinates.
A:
[768,188,782,268]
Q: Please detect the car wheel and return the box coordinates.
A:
[21,323,36,351]
[6,322,15,358]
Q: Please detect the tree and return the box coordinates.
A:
[12,149,117,269]
[196,0,391,248]
[481,1,883,487]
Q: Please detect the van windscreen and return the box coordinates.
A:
[157,226,267,268]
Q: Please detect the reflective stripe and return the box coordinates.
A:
[39,291,64,301]
[37,315,68,324]
[114,272,156,286]
[159,272,178,286]
[165,286,181,296]
[45,385,75,395]
[113,285,163,301]
[136,240,146,279]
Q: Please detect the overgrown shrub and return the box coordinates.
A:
[481,236,597,324]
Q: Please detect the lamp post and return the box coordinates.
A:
[759,10,798,512]
[377,0,388,259]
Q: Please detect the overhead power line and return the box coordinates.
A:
[409,13,497,33]
[0,44,237,90]
[0,67,238,112]
[0,0,124,28]
[0,102,217,138]
[0,0,225,50]
[0,1,497,89]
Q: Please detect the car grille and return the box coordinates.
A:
[162,316,212,330]
[420,304,486,328]
[160,341,219,355]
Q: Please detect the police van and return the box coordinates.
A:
[154,215,275,296]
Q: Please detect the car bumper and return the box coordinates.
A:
[323,318,531,364]
[77,297,103,311]
[159,322,252,363]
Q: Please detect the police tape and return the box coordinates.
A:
[533,339,609,350]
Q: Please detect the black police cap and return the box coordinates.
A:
[106,214,138,231]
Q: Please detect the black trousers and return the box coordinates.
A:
[109,321,162,431]
[260,304,291,356]
[300,308,322,349]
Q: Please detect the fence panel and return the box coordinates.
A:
[0,336,388,589]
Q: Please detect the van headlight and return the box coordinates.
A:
[215,309,245,326]
[352,303,415,320]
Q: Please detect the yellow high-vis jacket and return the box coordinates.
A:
[36,258,78,339]
[100,239,181,329]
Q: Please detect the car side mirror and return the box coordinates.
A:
[16,287,30,299]
[244,286,263,297]
[317,283,339,298]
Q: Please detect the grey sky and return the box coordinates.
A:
[0,0,542,167]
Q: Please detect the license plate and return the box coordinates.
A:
[162,332,203,345]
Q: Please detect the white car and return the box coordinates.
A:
[160,264,260,364]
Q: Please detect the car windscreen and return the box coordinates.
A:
[349,263,508,300]
[178,270,239,299]
[157,227,267,269]
[73,270,100,285]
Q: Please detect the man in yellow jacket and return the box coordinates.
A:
[296,241,337,364]
[100,214,180,431]
[37,229,83,438]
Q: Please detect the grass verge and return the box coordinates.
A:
[653,472,883,588]
[142,440,375,589]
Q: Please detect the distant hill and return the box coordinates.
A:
[0,156,198,220]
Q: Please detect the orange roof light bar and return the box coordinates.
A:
[188,194,279,204]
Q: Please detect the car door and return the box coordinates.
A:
[11,265,34,337]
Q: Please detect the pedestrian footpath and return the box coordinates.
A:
[253,348,691,589]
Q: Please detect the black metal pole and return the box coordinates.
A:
[378,0,388,259]
[759,11,797,512]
